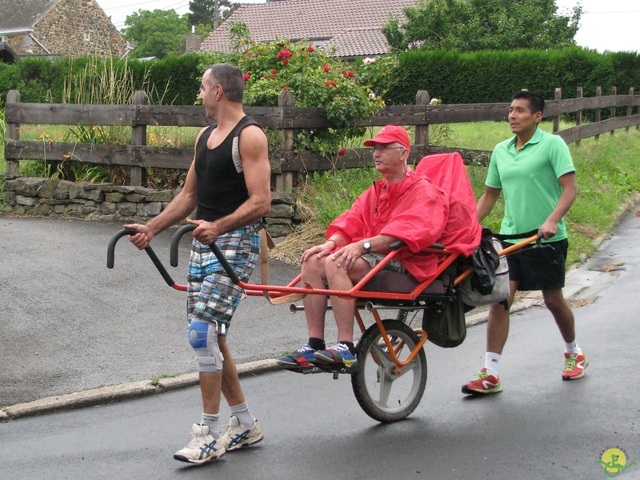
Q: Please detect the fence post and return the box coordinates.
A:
[5,90,21,178]
[553,88,562,133]
[131,90,148,186]
[610,86,617,136]
[276,90,295,193]
[595,86,602,140]
[575,87,583,146]
[628,87,635,133]
[415,90,430,156]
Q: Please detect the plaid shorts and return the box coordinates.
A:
[186,224,260,335]
[361,252,407,274]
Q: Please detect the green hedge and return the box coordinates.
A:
[1,48,639,107]
[0,54,205,106]
[128,53,203,105]
[386,47,640,104]
[0,57,68,104]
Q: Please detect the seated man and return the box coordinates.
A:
[277,125,449,372]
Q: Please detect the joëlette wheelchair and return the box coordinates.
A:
[107,153,539,423]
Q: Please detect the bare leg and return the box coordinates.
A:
[301,255,328,339]
[199,370,223,415]
[326,258,371,343]
[542,288,575,343]
[486,280,518,354]
[219,335,246,407]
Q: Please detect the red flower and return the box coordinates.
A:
[243,73,251,81]
[276,49,293,61]
[324,80,337,87]
[338,149,346,156]
[323,64,331,73]
[271,69,278,74]
[282,58,289,65]
[308,45,314,52]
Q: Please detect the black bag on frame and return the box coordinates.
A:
[469,226,500,295]
[422,291,466,348]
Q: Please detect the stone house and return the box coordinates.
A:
[0,0,128,61]
[199,0,418,59]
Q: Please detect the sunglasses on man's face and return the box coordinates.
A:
[371,145,406,152]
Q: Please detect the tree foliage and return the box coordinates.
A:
[188,0,238,29]
[383,0,583,52]
[122,10,191,59]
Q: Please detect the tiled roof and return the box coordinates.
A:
[0,0,58,31]
[200,0,418,57]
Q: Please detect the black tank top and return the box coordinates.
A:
[194,116,260,221]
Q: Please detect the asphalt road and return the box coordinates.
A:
[0,216,324,408]
[1,206,639,479]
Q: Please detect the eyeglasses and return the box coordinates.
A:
[371,145,407,152]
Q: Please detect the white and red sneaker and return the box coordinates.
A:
[461,368,503,395]
[562,349,589,380]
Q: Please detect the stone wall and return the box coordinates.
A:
[6,0,128,58]
[2,178,304,238]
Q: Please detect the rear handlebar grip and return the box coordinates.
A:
[170,224,196,267]
[107,228,139,268]
[107,227,181,288]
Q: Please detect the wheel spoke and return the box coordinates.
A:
[352,320,427,422]
[369,342,395,370]
[377,369,393,407]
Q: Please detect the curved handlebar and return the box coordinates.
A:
[170,224,196,267]
[169,224,241,285]
[107,228,186,291]
[107,228,138,269]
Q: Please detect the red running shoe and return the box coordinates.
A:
[461,368,503,395]
[562,350,588,380]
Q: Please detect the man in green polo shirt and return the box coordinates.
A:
[462,90,588,396]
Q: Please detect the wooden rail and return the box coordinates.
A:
[4,87,639,190]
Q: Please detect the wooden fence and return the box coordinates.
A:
[4,87,640,192]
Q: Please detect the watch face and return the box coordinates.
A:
[364,241,371,252]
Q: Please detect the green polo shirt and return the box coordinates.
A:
[486,128,575,243]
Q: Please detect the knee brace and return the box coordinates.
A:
[187,319,224,373]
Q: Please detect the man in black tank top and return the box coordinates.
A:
[125,63,271,464]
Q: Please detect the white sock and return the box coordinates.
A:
[230,402,255,427]
[201,413,220,438]
[485,352,501,377]
[564,340,580,354]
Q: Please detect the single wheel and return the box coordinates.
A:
[351,319,427,422]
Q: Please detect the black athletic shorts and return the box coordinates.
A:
[503,238,568,291]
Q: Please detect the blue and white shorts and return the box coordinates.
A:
[186,224,260,335]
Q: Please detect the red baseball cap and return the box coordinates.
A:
[363,125,411,149]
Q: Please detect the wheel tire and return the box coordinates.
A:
[351,319,427,422]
